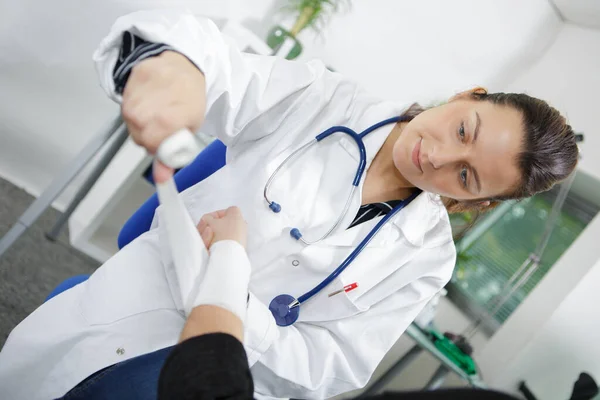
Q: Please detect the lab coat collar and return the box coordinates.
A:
[392,191,443,246]
[320,191,441,248]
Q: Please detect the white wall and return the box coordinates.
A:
[502,23,600,181]
[287,0,561,102]
[477,23,600,395]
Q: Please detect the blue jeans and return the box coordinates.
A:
[59,346,175,400]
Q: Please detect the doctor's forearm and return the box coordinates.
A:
[102,28,208,155]
[120,49,207,154]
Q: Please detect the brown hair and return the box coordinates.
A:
[405,90,579,215]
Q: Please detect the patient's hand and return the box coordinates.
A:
[197,207,247,250]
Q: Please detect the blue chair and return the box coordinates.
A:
[45,274,93,301]
[45,139,228,302]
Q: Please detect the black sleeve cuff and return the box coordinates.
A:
[158,333,254,400]
[113,31,176,94]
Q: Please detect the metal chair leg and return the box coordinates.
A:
[518,381,538,400]
[423,365,450,390]
[46,123,129,241]
[0,116,123,259]
[359,344,424,397]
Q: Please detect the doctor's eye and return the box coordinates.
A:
[460,167,468,187]
[458,122,466,141]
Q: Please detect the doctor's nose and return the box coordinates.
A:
[427,146,466,170]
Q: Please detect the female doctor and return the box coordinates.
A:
[0,9,578,400]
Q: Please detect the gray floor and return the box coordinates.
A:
[0,178,99,347]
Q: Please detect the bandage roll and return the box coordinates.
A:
[156,129,201,169]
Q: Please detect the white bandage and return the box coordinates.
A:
[156,129,202,169]
[156,130,250,321]
[156,176,209,316]
[156,170,250,321]
[192,240,251,323]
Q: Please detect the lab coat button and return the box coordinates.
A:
[116,347,125,356]
[292,260,300,267]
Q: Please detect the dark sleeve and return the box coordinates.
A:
[158,333,254,400]
[112,31,176,94]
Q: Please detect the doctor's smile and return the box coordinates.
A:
[411,137,423,173]
[0,8,580,400]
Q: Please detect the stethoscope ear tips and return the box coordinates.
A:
[290,228,302,240]
[269,202,282,213]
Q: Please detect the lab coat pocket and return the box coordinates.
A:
[298,277,368,323]
[79,231,178,325]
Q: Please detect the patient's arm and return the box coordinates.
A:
[180,304,243,343]
[178,204,250,343]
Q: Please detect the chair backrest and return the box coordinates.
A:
[117,139,227,249]
[45,274,91,302]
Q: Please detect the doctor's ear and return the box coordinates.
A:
[443,197,496,214]
[468,200,492,210]
[450,87,488,102]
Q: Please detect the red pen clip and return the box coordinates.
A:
[328,282,358,297]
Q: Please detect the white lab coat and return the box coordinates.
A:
[0,10,456,400]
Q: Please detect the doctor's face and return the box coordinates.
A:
[392,98,525,201]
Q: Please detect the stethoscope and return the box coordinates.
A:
[263,115,421,327]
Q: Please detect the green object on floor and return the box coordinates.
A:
[429,329,477,376]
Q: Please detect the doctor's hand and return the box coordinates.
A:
[121,50,207,155]
[197,207,247,250]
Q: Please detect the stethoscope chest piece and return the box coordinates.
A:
[269,294,300,327]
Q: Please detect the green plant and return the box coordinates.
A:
[267,0,350,60]
[281,0,351,37]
